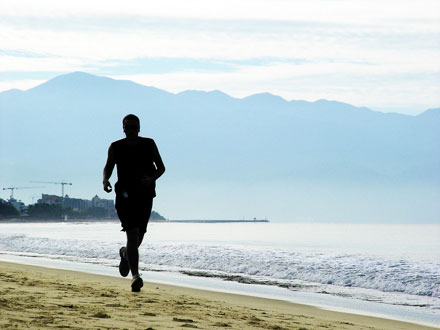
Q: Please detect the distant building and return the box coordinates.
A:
[91,195,116,215]
[38,194,91,211]
[38,194,63,205]
[36,193,115,216]
[8,198,27,212]
[62,194,91,211]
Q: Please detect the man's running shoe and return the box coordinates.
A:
[119,247,130,277]
[131,276,143,292]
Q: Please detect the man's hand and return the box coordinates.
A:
[103,180,112,193]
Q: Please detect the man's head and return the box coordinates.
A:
[123,114,140,138]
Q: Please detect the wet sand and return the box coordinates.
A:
[0,261,437,329]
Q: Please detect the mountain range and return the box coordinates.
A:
[1,72,439,222]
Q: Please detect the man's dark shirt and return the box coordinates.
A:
[111,137,161,198]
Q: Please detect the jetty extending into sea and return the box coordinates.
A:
[153,219,269,223]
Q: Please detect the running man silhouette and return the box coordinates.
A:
[103,114,165,292]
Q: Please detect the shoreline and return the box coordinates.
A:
[0,261,438,330]
[1,250,439,328]
[0,218,269,223]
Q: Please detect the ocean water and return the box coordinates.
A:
[0,221,439,326]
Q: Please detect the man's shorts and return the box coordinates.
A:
[115,189,153,234]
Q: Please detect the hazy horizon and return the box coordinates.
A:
[1,72,439,223]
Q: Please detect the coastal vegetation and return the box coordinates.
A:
[0,198,165,221]
[0,200,19,218]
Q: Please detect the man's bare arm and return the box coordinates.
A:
[103,145,115,192]
[152,140,165,180]
[141,141,165,186]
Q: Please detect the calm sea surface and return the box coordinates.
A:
[0,221,439,326]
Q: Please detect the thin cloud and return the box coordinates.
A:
[0,0,439,114]
[2,0,439,23]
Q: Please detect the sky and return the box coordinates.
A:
[0,0,439,115]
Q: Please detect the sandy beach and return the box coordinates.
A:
[0,261,437,330]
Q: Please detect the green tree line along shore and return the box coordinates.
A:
[0,199,165,221]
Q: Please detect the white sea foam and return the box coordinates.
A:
[0,222,439,314]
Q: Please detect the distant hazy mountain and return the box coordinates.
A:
[1,72,439,222]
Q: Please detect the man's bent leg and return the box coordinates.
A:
[126,227,145,292]
[138,231,145,247]
[126,227,141,277]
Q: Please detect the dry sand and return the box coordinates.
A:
[0,261,437,330]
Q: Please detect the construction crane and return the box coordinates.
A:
[2,186,45,200]
[31,181,72,198]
